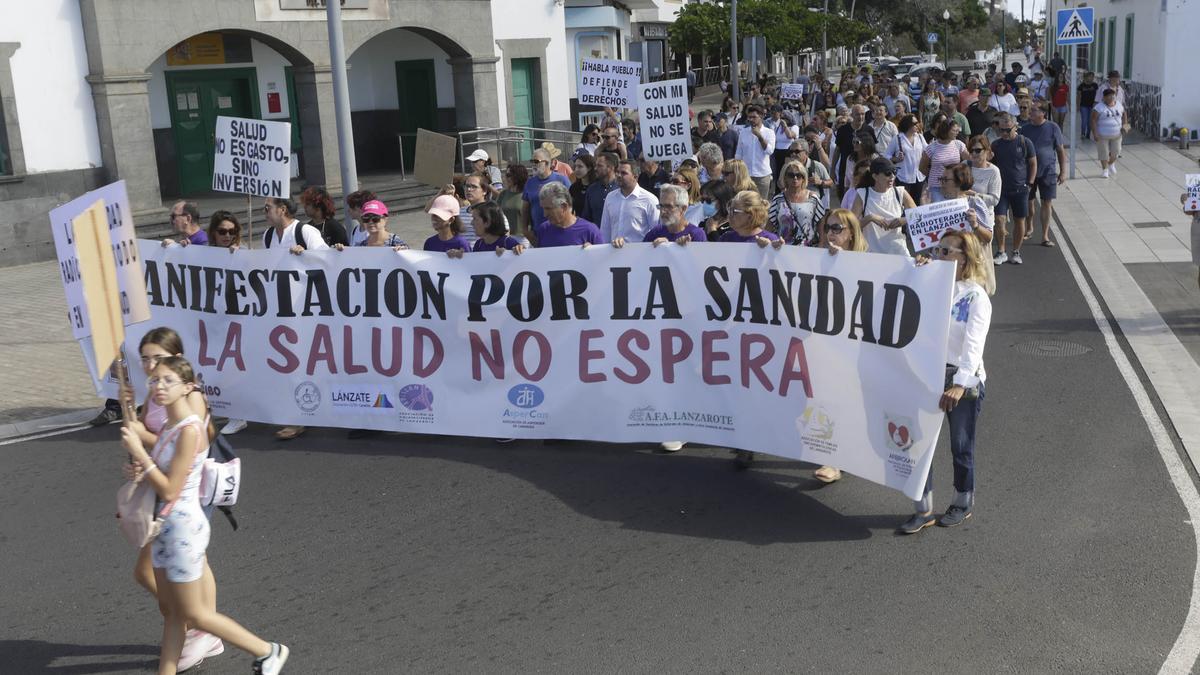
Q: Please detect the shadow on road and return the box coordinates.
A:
[0,640,158,674]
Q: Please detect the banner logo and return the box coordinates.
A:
[507,383,545,409]
[797,402,837,454]
[398,384,434,412]
[885,413,915,452]
[294,381,321,413]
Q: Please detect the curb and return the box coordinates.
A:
[0,408,96,442]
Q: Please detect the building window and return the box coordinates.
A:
[1123,15,1134,79]
[0,97,9,175]
[1107,18,1117,76]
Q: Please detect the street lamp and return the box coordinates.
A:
[943,9,951,66]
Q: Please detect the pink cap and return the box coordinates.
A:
[361,200,388,217]
[427,195,460,221]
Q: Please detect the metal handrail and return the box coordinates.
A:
[459,126,585,172]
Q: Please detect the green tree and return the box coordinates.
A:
[669,0,874,57]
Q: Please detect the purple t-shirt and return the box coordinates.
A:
[532,218,603,248]
[719,229,780,243]
[424,234,471,252]
[521,172,572,231]
[187,230,209,245]
[642,224,708,243]
[472,236,523,252]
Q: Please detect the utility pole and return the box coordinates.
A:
[822,0,828,75]
[1001,9,1007,71]
[325,0,358,196]
[731,0,740,100]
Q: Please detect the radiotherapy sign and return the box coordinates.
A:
[212,116,291,198]
[84,241,956,499]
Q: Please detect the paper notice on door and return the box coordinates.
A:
[187,92,199,109]
[176,93,188,111]
[217,96,232,109]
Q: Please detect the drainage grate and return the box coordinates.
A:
[1132,221,1171,228]
[1011,340,1093,357]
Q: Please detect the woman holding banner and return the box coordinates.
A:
[899,229,993,534]
[699,179,735,240]
[767,160,824,246]
[332,200,407,250]
[206,211,242,251]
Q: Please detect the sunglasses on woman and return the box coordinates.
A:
[215,227,237,236]
[935,245,964,257]
[824,222,847,234]
[361,215,382,224]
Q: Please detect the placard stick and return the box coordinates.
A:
[246,194,254,249]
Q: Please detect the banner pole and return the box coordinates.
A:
[246,194,253,249]
[1069,45,1077,180]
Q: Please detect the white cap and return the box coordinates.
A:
[465,149,489,163]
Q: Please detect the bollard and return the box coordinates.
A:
[1180,128,1191,150]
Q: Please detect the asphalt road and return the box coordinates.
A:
[3,230,1196,673]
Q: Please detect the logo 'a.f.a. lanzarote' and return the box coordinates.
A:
[507,383,544,409]
[884,413,915,452]
[294,381,321,413]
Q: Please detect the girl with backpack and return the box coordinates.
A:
[851,157,918,257]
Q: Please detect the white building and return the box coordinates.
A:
[1046,0,1199,139]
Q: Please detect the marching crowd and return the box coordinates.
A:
[96,54,1164,674]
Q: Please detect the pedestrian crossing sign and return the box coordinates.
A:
[1056,7,1094,45]
[926,32,938,44]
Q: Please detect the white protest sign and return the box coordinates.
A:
[780,84,806,100]
[579,59,643,109]
[906,198,970,251]
[101,241,956,500]
[1185,174,1200,212]
[49,180,150,341]
[212,116,291,198]
[638,78,692,163]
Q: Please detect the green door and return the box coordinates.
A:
[166,69,258,194]
[510,58,542,161]
[395,59,436,170]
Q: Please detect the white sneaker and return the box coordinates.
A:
[1101,167,1110,178]
[1010,250,1024,265]
[660,441,685,452]
[178,630,224,672]
[253,642,289,675]
[1109,163,1117,175]
[993,251,1008,265]
[220,418,247,435]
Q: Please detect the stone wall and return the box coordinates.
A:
[0,167,107,267]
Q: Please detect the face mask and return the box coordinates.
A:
[701,202,718,218]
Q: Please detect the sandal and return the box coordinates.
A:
[1040,239,1056,247]
[814,466,843,483]
[275,425,306,440]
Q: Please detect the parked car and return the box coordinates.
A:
[856,49,872,65]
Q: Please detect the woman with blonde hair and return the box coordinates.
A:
[671,166,704,226]
[767,160,825,246]
[720,158,757,195]
[720,190,780,245]
[899,229,993,534]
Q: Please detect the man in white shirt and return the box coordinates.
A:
[734,104,775,197]
[869,102,898,154]
[599,160,659,243]
[262,196,329,253]
[1028,71,1049,101]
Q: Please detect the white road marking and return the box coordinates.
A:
[0,425,90,447]
[1054,220,1200,674]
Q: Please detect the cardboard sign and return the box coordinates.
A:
[780,84,806,100]
[72,201,125,379]
[48,180,150,341]
[1185,174,1200,212]
[414,128,458,189]
[637,78,692,163]
[212,116,291,198]
[579,59,643,109]
[906,198,970,251]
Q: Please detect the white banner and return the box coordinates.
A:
[780,83,806,100]
[1186,174,1200,212]
[579,58,642,109]
[212,116,291,198]
[638,78,692,163]
[89,241,956,499]
[49,180,151,341]
[906,198,969,251]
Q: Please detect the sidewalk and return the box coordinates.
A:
[1053,136,1200,467]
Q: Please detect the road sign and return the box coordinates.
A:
[927,32,938,44]
[1056,7,1094,45]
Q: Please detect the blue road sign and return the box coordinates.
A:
[1056,7,1094,45]
[926,32,939,44]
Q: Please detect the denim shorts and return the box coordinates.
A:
[995,185,1030,218]
[1030,174,1057,201]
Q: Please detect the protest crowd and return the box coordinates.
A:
[94,54,1151,674]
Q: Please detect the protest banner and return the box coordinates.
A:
[95,242,955,499]
[905,198,970,251]
[49,180,150,342]
[780,84,806,101]
[1186,174,1200,211]
[212,116,291,198]
[579,58,643,109]
[414,128,457,188]
[638,78,692,163]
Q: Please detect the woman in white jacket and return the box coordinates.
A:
[899,229,994,534]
